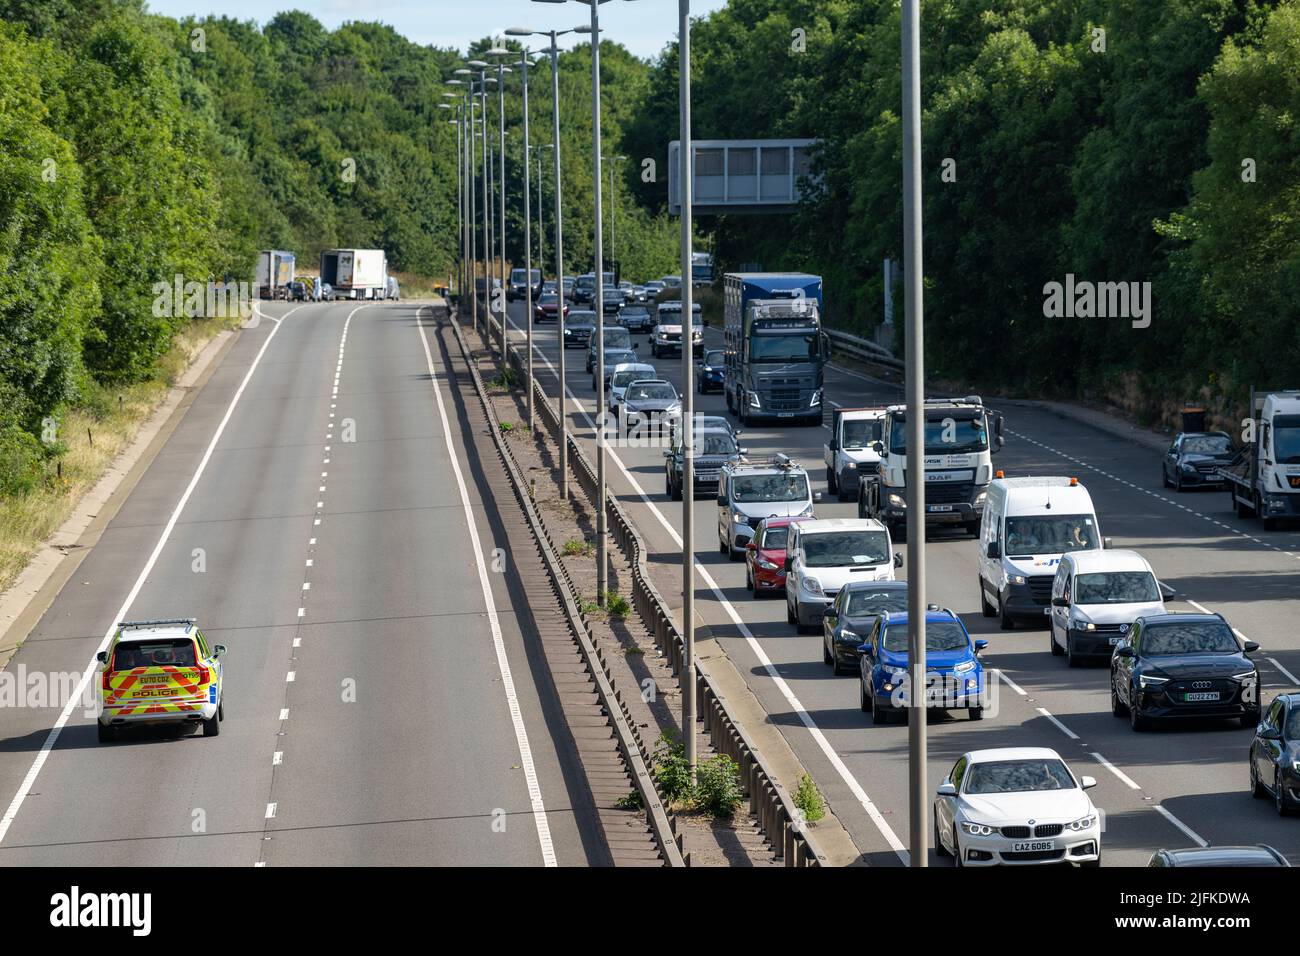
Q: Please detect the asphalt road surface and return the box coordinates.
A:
[0,300,604,866]
[503,298,1300,867]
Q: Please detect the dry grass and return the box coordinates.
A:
[0,314,238,594]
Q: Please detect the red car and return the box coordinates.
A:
[534,293,569,322]
[745,517,796,596]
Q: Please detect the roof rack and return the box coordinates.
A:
[116,618,195,632]
[732,452,801,470]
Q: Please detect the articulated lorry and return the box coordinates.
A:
[859,395,1004,539]
[1220,388,1300,529]
[255,250,296,300]
[722,272,827,427]
[320,249,389,300]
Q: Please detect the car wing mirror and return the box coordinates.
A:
[1051,596,1068,607]
[738,446,749,455]
[214,644,227,657]
[1244,640,1260,653]
[1080,775,1098,790]
[871,441,884,453]
[663,449,673,458]
[893,552,903,568]
[856,642,871,655]
[783,556,793,571]
[1103,537,1113,549]
[813,491,823,503]
[828,440,839,451]
[936,781,957,797]
[974,639,988,652]
[95,651,108,664]
[986,542,1001,559]
[745,542,756,551]
[1116,645,1136,658]
[716,494,727,506]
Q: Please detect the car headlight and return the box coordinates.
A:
[961,822,996,836]
[757,557,780,571]
[1067,814,1098,832]
[887,493,906,509]
[953,660,976,674]
[732,512,749,524]
[1293,760,1300,773]
[845,462,858,470]
[1072,617,1096,631]
[748,391,761,409]
[1231,670,1256,682]
[885,665,908,680]
[563,328,572,336]
[1138,674,1168,689]
[810,389,822,408]
[838,628,858,644]
[801,577,824,596]
[974,490,987,506]
[1008,574,1027,585]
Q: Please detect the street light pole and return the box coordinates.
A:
[604,154,626,279]
[519,51,535,432]
[678,0,696,774]
[587,0,609,606]
[490,54,512,362]
[901,0,928,867]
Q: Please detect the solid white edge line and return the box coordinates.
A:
[505,313,909,861]
[1090,751,1141,790]
[0,303,307,846]
[417,307,557,867]
[1153,804,1208,847]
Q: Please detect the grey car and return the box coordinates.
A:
[619,379,681,438]
[563,311,598,349]
[822,581,910,676]
[664,429,745,500]
[587,326,635,374]
[593,348,639,389]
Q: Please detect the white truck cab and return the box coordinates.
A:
[785,517,901,632]
[977,476,1110,630]
[1049,549,1165,666]
[824,407,885,501]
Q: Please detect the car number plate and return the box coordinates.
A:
[1012,841,1056,852]
[1183,691,1219,701]
[927,504,954,513]
[1043,607,1052,616]
[696,471,719,481]
[1108,636,1122,645]
[778,412,795,418]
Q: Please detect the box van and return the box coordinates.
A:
[978,477,1110,630]
[1049,549,1165,666]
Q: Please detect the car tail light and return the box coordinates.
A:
[102,668,112,691]
[195,665,210,686]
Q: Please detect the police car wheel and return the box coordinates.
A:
[218,700,225,721]
[97,722,116,744]
[202,711,221,737]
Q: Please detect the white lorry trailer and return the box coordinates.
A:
[255,250,296,300]
[319,249,388,300]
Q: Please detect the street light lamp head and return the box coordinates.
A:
[505,27,536,36]
[453,68,472,76]
[486,47,510,56]
[467,59,488,67]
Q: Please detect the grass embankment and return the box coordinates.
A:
[0,314,239,595]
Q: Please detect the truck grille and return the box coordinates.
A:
[926,482,973,505]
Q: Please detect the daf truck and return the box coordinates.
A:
[1220,388,1300,529]
[859,395,1004,539]
[320,249,388,300]
[722,272,827,427]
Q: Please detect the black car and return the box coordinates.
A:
[1110,612,1261,731]
[1162,431,1236,491]
[1148,845,1290,867]
[698,349,725,394]
[562,312,597,349]
[619,304,655,333]
[1251,692,1300,816]
[663,428,745,500]
[822,581,909,676]
[288,280,309,301]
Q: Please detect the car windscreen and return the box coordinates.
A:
[539,294,559,305]
[1182,435,1232,455]
[699,417,731,432]
[694,433,737,456]
[1141,622,1240,656]
[112,639,196,669]
[622,306,650,316]
[568,315,596,328]
[1273,415,1300,464]
[626,384,676,401]
[749,332,817,362]
[1285,708,1300,740]
[964,759,1076,794]
[576,276,595,288]
[1003,514,1097,555]
[881,620,969,653]
[842,418,882,449]
[612,370,651,388]
[759,527,789,549]
[889,415,988,454]
[731,474,809,503]
[704,350,724,366]
[846,589,909,617]
[802,531,891,568]
[602,329,632,348]
[1074,571,1159,604]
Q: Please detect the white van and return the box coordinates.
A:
[977,477,1110,630]
[1049,549,1165,666]
[786,517,902,632]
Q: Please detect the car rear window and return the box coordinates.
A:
[112,639,197,670]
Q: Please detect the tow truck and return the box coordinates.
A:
[1220,388,1300,529]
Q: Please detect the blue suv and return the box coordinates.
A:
[858,609,988,724]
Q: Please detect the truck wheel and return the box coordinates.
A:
[1235,493,1252,519]
[826,467,838,495]
[963,519,981,537]
[979,577,997,618]
[999,593,1016,631]
[1050,625,1063,655]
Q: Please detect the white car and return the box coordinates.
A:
[786,518,902,632]
[608,362,657,411]
[1049,548,1166,665]
[934,747,1102,867]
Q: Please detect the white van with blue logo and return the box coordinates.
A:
[977,477,1108,630]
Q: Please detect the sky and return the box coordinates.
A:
[143,0,730,61]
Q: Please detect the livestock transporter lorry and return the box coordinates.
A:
[1220,388,1300,529]
[255,250,296,300]
[722,272,827,427]
[319,249,389,300]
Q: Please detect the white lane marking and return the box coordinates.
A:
[286,671,296,682]
[279,708,289,721]
[1269,657,1300,686]
[418,307,557,867]
[1154,804,1208,847]
[505,314,907,860]
[1036,707,1079,740]
[273,752,283,766]
[1090,752,1141,790]
[265,803,277,819]
[292,638,301,648]
[297,608,305,618]
[994,669,1027,696]
[302,583,310,591]
[0,303,306,846]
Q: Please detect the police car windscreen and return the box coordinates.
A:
[889,415,988,454]
[803,531,890,567]
[846,588,908,617]
[731,474,808,503]
[881,620,968,653]
[1003,514,1097,556]
[965,760,1075,794]
[1074,571,1159,604]
[112,639,196,670]
[841,419,882,449]
[749,333,817,362]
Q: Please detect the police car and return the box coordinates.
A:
[95,619,225,742]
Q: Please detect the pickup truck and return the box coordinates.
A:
[824,407,885,502]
